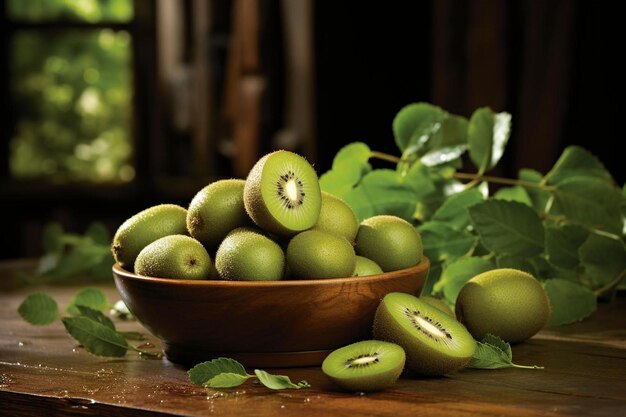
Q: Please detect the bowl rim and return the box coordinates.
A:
[113,257,430,288]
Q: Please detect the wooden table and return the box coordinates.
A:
[1,262,625,416]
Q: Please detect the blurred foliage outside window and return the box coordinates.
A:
[7,0,135,183]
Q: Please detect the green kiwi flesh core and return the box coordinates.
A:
[385,293,473,358]
[323,341,404,379]
[260,152,320,230]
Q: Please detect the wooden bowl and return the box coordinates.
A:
[112,258,429,368]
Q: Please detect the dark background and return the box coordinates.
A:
[0,0,623,261]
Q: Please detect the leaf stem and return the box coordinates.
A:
[369,151,402,164]
[512,364,545,370]
[593,269,626,297]
[453,172,554,190]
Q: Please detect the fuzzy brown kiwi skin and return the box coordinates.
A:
[243,152,313,237]
[373,297,475,376]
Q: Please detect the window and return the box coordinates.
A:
[4,0,135,183]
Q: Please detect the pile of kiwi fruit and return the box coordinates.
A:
[111,150,424,281]
[111,149,551,393]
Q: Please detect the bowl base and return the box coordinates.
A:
[163,342,332,368]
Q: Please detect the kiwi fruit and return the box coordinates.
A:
[112,204,188,270]
[187,179,251,249]
[373,292,476,376]
[287,230,356,279]
[134,235,211,280]
[353,256,383,277]
[215,227,285,281]
[455,268,551,343]
[355,215,423,272]
[420,296,455,317]
[322,340,405,392]
[243,150,321,237]
[311,192,358,242]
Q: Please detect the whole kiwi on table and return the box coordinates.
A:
[111,149,551,392]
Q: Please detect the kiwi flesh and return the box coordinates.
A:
[187,179,251,249]
[244,150,321,237]
[286,230,355,279]
[134,235,211,280]
[112,204,188,270]
[215,227,285,281]
[455,268,551,343]
[373,292,476,376]
[355,215,423,272]
[311,192,358,242]
[322,340,405,392]
[353,256,383,277]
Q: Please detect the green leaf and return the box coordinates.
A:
[85,222,111,245]
[494,186,532,207]
[17,293,59,325]
[519,169,549,212]
[392,103,447,153]
[469,339,512,369]
[342,169,418,222]
[482,334,512,358]
[75,305,115,330]
[469,334,543,370]
[495,255,535,275]
[254,369,310,390]
[578,234,626,288]
[435,257,493,304]
[467,108,511,173]
[204,373,250,389]
[418,222,477,263]
[542,279,597,326]
[545,224,589,269]
[66,288,109,315]
[421,262,442,296]
[188,357,248,386]
[551,177,623,234]
[469,200,545,256]
[62,316,128,357]
[431,189,484,230]
[320,142,372,199]
[42,223,64,253]
[420,115,469,167]
[545,146,613,185]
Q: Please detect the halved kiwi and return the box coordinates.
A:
[373,292,476,376]
[322,340,405,392]
[243,150,321,237]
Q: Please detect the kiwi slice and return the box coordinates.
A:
[373,292,476,376]
[244,150,321,237]
[322,340,405,392]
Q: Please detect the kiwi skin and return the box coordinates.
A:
[321,340,405,392]
[187,179,251,249]
[287,230,356,279]
[312,192,358,242]
[455,268,551,343]
[353,256,384,277]
[112,204,188,271]
[243,150,321,237]
[215,227,285,281]
[373,292,476,376]
[420,296,455,317]
[355,215,423,272]
[134,235,211,280]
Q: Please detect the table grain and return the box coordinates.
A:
[1,262,625,416]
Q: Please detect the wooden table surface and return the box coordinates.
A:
[1,261,625,417]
